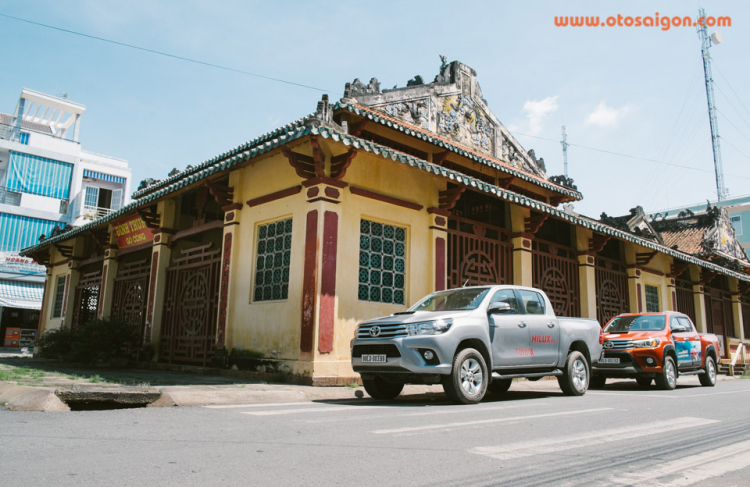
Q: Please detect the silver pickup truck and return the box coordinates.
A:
[351,285,603,404]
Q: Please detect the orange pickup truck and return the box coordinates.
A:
[591,312,720,390]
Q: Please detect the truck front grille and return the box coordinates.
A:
[357,323,407,339]
[352,344,401,358]
[604,339,635,350]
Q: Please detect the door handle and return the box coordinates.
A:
[518,322,527,328]
[547,323,555,328]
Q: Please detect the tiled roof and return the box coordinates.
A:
[21,122,750,282]
[660,226,710,255]
[21,124,314,254]
[130,113,315,199]
[334,102,583,201]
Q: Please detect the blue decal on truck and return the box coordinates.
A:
[675,341,691,364]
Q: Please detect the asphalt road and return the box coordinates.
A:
[2,378,750,487]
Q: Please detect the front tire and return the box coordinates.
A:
[558,351,589,396]
[443,348,488,404]
[655,356,677,390]
[362,377,404,400]
[699,356,717,387]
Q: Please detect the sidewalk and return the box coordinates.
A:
[0,355,739,412]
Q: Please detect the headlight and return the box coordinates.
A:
[633,337,660,348]
[406,319,453,336]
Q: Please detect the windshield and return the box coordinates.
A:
[409,288,491,312]
[604,315,666,333]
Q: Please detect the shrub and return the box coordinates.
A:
[67,318,143,364]
[36,327,73,359]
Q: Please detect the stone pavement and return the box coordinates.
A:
[0,355,739,412]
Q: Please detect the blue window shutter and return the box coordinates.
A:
[0,213,62,252]
[7,151,73,200]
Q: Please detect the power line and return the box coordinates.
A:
[714,64,750,122]
[721,136,750,161]
[716,108,750,145]
[715,84,750,133]
[512,131,750,180]
[0,12,339,95]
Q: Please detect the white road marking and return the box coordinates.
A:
[589,389,750,399]
[242,405,401,416]
[609,439,750,486]
[295,402,551,423]
[371,408,613,435]
[470,417,719,460]
[204,402,316,409]
[587,392,676,398]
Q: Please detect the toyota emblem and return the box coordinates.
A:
[369,326,381,338]
[604,341,614,349]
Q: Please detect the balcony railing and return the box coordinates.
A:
[0,186,69,214]
[83,205,114,220]
[0,121,79,147]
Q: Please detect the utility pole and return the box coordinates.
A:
[697,7,728,201]
[561,126,569,178]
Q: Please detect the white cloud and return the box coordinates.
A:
[522,96,559,135]
[586,102,631,127]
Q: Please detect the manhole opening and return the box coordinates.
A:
[64,400,150,411]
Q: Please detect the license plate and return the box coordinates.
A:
[361,354,387,363]
[600,358,620,364]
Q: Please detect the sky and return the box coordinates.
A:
[1,0,749,218]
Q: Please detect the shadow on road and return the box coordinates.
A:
[595,379,703,391]
[311,389,561,408]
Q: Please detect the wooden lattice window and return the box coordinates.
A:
[253,218,293,302]
[358,219,406,305]
[645,285,660,312]
[51,275,66,318]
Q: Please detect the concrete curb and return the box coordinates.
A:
[153,389,308,407]
[0,383,70,412]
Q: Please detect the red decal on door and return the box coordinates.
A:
[532,335,556,344]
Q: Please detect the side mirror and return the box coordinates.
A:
[488,302,512,314]
[671,325,688,333]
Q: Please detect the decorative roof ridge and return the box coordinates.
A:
[335,101,583,201]
[131,112,315,199]
[313,125,749,282]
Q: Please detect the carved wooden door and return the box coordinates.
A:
[111,258,151,338]
[160,243,221,366]
[446,216,512,289]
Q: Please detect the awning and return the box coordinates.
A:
[0,280,44,310]
[83,169,126,185]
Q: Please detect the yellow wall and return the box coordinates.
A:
[225,148,441,378]
[225,152,311,375]
[41,247,71,334]
[639,253,672,312]
[323,151,440,377]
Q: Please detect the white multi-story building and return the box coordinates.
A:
[0,88,131,346]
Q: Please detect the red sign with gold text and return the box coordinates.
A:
[114,214,156,249]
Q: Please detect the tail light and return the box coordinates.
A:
[599,328,604,345]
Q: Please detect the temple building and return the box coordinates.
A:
[22,60,750,383]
